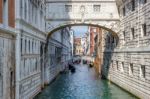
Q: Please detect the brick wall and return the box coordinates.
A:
[8,0,15,27]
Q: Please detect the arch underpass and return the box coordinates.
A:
[43,21,119,88]
[45,0,121,85]
[46,23,119,39]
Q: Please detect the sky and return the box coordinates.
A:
[71,26,88,37]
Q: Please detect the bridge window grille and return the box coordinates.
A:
[93,5,100,12]
[65,5,72,12]
[140,65,145,78]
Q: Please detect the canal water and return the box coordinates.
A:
[35,64,138,99]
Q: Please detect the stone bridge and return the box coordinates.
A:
[45,0,121,37]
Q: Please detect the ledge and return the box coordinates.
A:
[114,46,150,53]
[0,24,16,36]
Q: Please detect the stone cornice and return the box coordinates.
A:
[16,18,47,35]
[0,24,16,36]
[46,0,116,3]
[113,46,150,53]
[21,29,46,42]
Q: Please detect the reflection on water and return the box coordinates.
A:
[34,64,138,99]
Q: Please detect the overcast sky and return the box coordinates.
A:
[71,26,88,37]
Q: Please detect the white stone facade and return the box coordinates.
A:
[15,0,46,99]
[102,0,150,99]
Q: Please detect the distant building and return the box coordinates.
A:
[74,37,83,55]
[69,29,75,56]
[81,34,88,55]
[88,26,99,56]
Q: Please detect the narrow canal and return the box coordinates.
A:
[35,64,138,99]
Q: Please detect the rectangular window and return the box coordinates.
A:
[123,31,126,41]
[111,60,113,69]
[123,7,126,16]
[93,5,101,12]
[121,62,124,72]
[131,28,135,39]
[65,5,72,12]
[144,0,147,4]
[112,37,114,43]
[140,65,145,78]
[116,61,118,70]
[131,0,135,11]
[142,24,147,36]
[55,47,62,63]
[129,63,133,75]
[21,38,23,53]
[139,0,147,4]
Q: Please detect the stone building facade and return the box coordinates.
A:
[74,37,83,55]
[46,27,72,84]
[102,0,150,98]
[0,0,16,99]
[15,0,46,99]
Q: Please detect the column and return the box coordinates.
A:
[26,38,29,54]
[22,0,25,20]
[15,32,21,99]
[26,0,29,22]
[22,37,25,54]
[3,0,8,27]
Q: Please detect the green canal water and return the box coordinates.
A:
[34,64,138,99]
